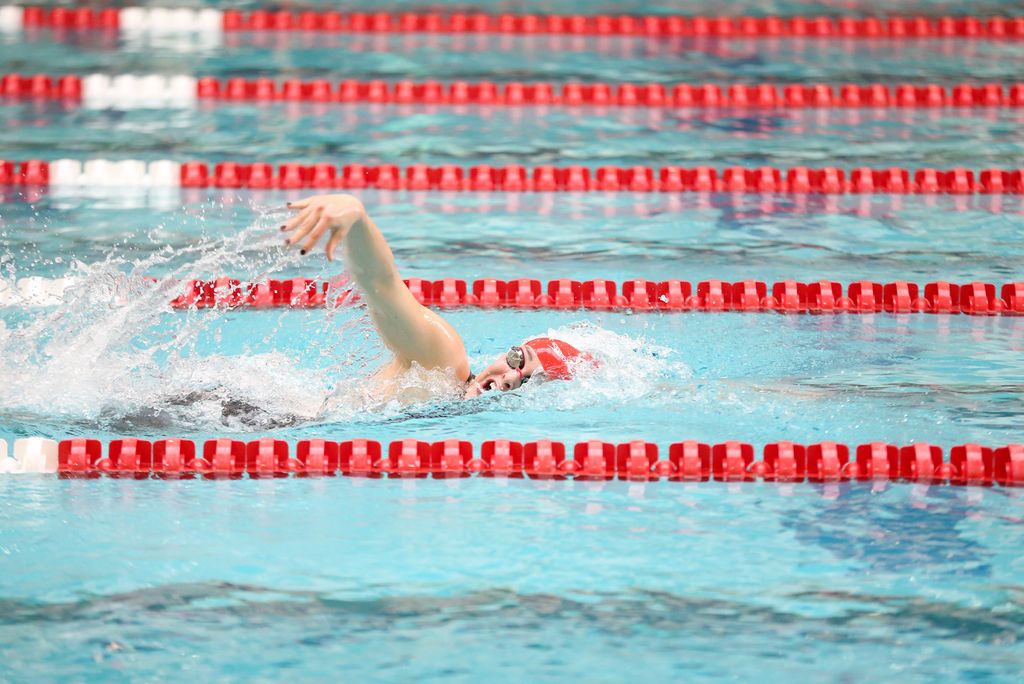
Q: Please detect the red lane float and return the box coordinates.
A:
[186,77,1024,108]
[51,437,1024,485]
[6,160,1023,194]
[14,6,121,30]
[236,13,1023,39]
[19,7,1022,38]
[9,74,1024,109]
[147,163,1024,194]
[168,277,1024,316]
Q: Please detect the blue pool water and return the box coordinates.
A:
[1,477,1023,682]
[7,31,1024,85]
[4,104,1024,167]
[1,191,1024,450]
[2,1,1024,681]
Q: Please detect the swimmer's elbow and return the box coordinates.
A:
[353,260,401,293]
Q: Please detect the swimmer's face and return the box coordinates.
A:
[464,346,541,399]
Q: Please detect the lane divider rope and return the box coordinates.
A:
[5,276,1023,315]
[174,277,1024,315]
[3,437,1021,485]
[2,7,1023,39]
[5,73,1024,109]
[3,160,1023,194]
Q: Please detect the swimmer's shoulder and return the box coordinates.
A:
[370,359,465,404]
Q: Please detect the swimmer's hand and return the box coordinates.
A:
[282,194,367,261]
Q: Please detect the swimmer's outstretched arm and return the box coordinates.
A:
[282,194,470,380]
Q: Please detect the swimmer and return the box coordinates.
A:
[282,193,595,400]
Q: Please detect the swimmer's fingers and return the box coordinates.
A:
[282,204,317,233]
[286,197,313,210]
[286,206,323,248]
[301,214,333,254]
[325,229,344,261]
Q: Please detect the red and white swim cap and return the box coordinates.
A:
[523,337,597,380]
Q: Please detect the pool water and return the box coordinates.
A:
[1,192,1024,449]
[5,104,1024,168]
[2,478,1022,682]
[1,1,1023,682]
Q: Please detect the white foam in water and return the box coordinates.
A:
[457,322,686,412]
[0,217,379,433]
[538,323,684,405]
[15,276,74,306]
[459,321,793,423]
[149,352,334,430]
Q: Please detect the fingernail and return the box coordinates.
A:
[300,249,306,256]
[279,225,286,231]
[284,239,290,245]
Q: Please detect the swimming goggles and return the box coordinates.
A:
[506,345,527,382]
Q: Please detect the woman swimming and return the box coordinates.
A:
[281,194,594,399]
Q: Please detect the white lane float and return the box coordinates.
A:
[5,438,60,474]
[81,74,197,109]
[118,7,223,33]
[0,439,13,472]
[0,5,21,31]
[47,159,182,188]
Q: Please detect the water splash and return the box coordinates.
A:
[0,207,381,434]
[0,205,703,435]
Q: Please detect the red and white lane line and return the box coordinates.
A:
[21,160,182,188]
[0,6,221,33]
[3,276,1022,315]
[4,73,1024,109]
[3,160,1023,194]
[3,437,1022,485]
[0,276,78,307]
[154,277,1024,315]
[2,6,1023,39]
